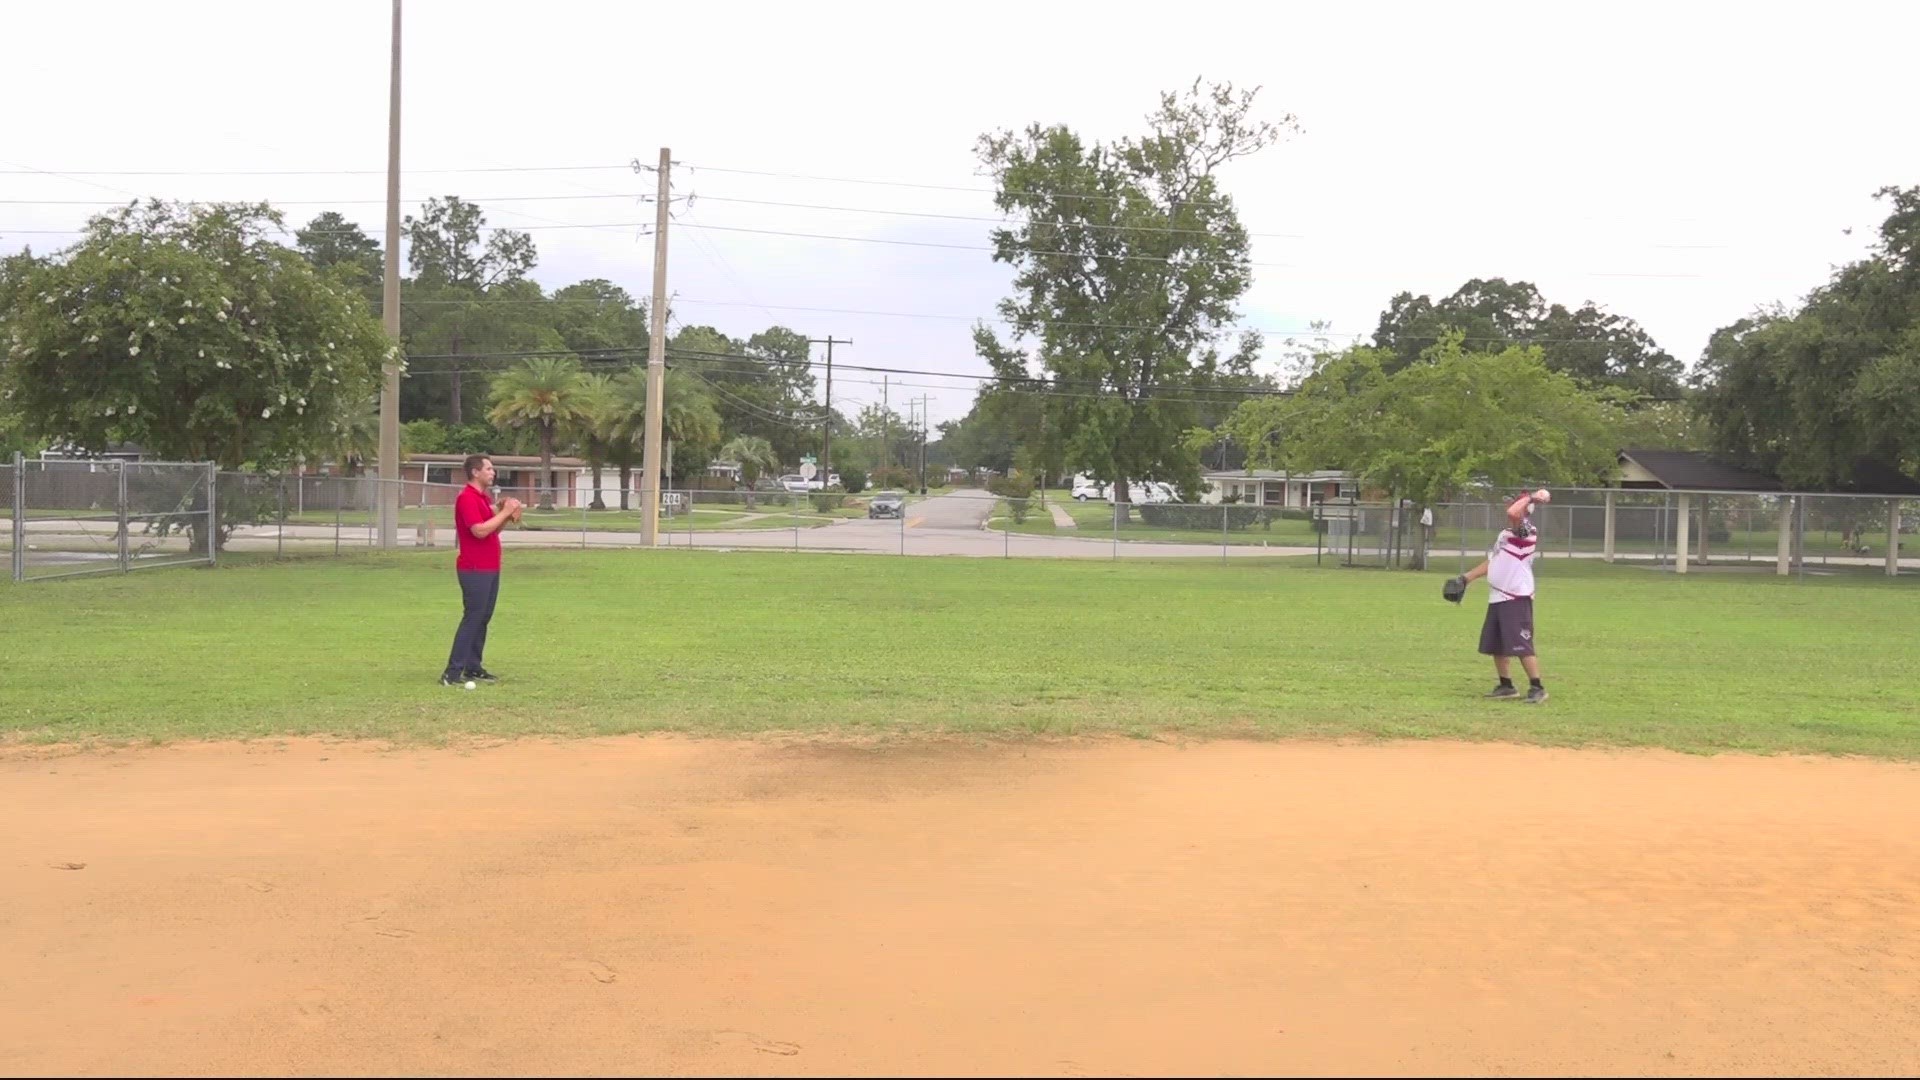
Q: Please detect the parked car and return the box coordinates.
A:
[867,490,906,519]
[1071,473,1107,501]
[778,472,841,493]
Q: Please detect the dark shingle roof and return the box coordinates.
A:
[1618,449,1920,496]
[1618,450,1781,492]
[1833,458,1920,496]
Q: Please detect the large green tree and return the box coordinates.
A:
[295,212,383,300]
[668,324,819,468]
[1372,277,1684,397]
[1694,186,1920,487]
[0,248,47,456]
[1226,337,1624,508]
[400,196,541,424]
[974,79,1293,521]
[550,278,648,357]
[0,201,387,470]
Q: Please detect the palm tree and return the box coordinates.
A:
[573,372,617,509]
[720,435,779,510]
[486,357,596,510]
[606,366,723,505]
[331,395,380,477]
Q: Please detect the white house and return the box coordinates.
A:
[1199,470,1357,508]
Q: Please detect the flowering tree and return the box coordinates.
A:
[1,200,389,470]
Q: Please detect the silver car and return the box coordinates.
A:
[867,490,906,519]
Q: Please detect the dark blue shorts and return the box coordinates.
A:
[1478,597,1535,657]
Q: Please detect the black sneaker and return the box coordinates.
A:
[440,673,466,687]
[1525,686,1549,705]
[465,669,499,683]
[1485,684,1519,700]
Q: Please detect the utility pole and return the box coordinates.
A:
[906,397,919,489]
[809,336,851,486]
[375,0,403,550]
[918,394,930,494]
[639,148,671,546]
[881,375,890,473]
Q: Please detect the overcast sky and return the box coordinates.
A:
[5,1,1916,427]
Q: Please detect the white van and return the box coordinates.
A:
[1071,474,1107,501]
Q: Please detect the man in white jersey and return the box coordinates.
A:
[1446,489,1551,704]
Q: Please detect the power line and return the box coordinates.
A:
[673,221,1279,268]
[0,164,634,177]
[402,344,1296,402]
[0,193,645,207]
[681,162,1241,212]
[687,194,1308,241]
[0,190,1734,251]
[671,222,1706,278]
[2,220,653,236]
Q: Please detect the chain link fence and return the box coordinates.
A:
[7,454,215,581]
[9,461,1914,582]
[1429,488,1915,576]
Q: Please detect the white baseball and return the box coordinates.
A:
[464,680,477,691]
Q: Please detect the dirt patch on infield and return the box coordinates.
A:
[3,737,1918,1076]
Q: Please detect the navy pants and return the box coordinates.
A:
[445,571,500,677]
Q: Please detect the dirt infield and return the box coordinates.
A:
[5,738,1918,1077]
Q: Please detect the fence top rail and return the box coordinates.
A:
[1488,485,1916,503]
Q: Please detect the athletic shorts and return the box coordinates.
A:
[1478,597,1535,657]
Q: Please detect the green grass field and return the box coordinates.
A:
[994,498,1324,546]
[3,551,1916,755]
[264,501,869,533]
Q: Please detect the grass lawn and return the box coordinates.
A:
[3,551,1917,755]
[267,503,855,533]
[995,498,1323,546]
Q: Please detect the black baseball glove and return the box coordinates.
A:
[1442,576,1468,604]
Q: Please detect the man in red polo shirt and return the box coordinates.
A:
[442,454,521,687]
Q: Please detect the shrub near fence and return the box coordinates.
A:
[1137,504,1312,531]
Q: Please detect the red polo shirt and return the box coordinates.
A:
[454,485,502,572]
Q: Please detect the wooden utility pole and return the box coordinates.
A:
[376,0,403,549]
[809,336,851,486]
[639,148,671,545]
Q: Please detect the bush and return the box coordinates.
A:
[987,473,1036,500]
[839,468,867,494]
[691,489,792,509]
[1139,503,1280,531]
[809,492,848,512]
[402,418,449,455]
[869,466,915,490]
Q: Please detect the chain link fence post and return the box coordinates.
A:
[206,462,218,567]
[117,462,131,573]
[9,451,23,582]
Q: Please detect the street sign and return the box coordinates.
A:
[799,462,817,480]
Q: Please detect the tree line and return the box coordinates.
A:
[4,79,1915,514]
[0,196,929,505]
[933,81,1917,513]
